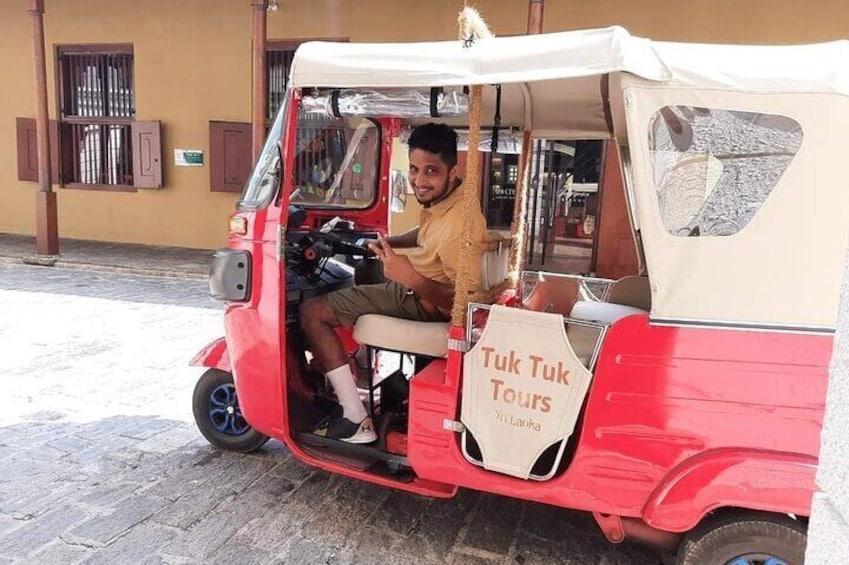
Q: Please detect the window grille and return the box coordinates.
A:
[267,48,295,121]
[58,48,135,187]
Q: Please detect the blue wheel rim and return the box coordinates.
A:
[208,383,250,436]
[727,556,787,565]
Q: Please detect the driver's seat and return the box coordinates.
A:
[352,236,510,358]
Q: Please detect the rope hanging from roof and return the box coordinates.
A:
[450,83,484,328]
[451,6,495,327]
[508,130,533,292]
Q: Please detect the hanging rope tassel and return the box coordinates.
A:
[508,130,533,293]
[451,84,484,328]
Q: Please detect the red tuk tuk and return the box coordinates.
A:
[190,26,845,564]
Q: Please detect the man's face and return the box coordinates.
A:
[408,148,457,206]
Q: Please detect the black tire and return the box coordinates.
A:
[192,368,270,453]
[676,511,807,565]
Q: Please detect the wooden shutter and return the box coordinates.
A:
[209,121,252,193]
[16,118,60,183]
[132,121,163,188]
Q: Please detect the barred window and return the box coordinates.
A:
[267,46,295,122]
[58,46,135,187]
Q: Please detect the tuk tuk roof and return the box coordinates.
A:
[290,26,849,94]
[290,26,849,138]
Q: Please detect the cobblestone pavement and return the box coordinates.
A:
[0,263,661,564]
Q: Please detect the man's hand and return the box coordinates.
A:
[369,236,418,288]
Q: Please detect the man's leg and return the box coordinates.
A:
[300,296,370,434]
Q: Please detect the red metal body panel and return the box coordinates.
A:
[189,337,230,371]
[408,315,830,530]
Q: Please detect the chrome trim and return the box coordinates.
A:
[447,338,469,353]
[650,317,835,335]
[528,437,571,481]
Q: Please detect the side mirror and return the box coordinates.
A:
[288,205,307,226]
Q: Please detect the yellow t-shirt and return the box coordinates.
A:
[406,183,489,290]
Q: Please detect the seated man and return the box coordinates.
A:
[300,123,489,443]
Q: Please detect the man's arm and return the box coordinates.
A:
[369,236,455,311]
[384,227,419,249]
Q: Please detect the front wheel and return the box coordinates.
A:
[192,368,270,452]
[676,511,807,565]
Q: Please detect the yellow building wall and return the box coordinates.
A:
[1,0,848,248]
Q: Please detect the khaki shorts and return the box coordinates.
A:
[326,281,448,327]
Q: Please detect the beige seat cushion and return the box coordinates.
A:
[566,300,648,367]
[353,314,450,358]
[352,237,508,358]
[570,300,647,323]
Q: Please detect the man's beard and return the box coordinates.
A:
[415,179,454,207]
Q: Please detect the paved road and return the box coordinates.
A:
[0,263,660,564]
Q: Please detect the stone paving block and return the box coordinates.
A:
[520,502,602,543]
[446,552,505,565]
[267,453,316,484]
[424,488,480,522]
[409,511,464,559]
[334,476,392,505]
[300,494,378,547]
[153,480,234,530]
[138,450,233,501]
[134,426,201,454]
[46,435,92,454]
[224,475,334,556]
[80,523,178,565]
[67,494,169,546]
[284,534,343,565]
[0,504,89,556]
[0,514,22,538]
[32,539,96,564]
[210,453,278,493]
[161,475,290,560]
[460,495,523,556]
[366,491,431,536]
[337,525,406,565]
[118,419,181,441]
[208,541,279,565]
[77,482,143,509]
[0,479,86,519]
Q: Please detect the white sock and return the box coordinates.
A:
[325,365,368,422]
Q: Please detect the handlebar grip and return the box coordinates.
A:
[304,240,334,261]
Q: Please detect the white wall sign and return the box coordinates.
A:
[174,149,204,167]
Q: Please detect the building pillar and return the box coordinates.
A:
[806,247,849,561]
[251,0,268,162]
[28,0,58,255]
[527,0,544,34]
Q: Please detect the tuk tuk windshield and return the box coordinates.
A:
[290,114,380,209]
[238,96,287,209]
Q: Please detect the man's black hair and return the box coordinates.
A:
[408,123,458,168]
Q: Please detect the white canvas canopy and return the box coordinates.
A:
[290,28,849,330]
[291,27,849,136]
[291,27,671,138]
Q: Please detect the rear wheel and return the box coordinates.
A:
[676,512,806,565]
[192,368,270,452]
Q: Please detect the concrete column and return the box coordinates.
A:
[28,0,59,255]
[251,0,268,162]
[806,251,849,562]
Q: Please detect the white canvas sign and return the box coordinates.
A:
[461,305,593,479]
